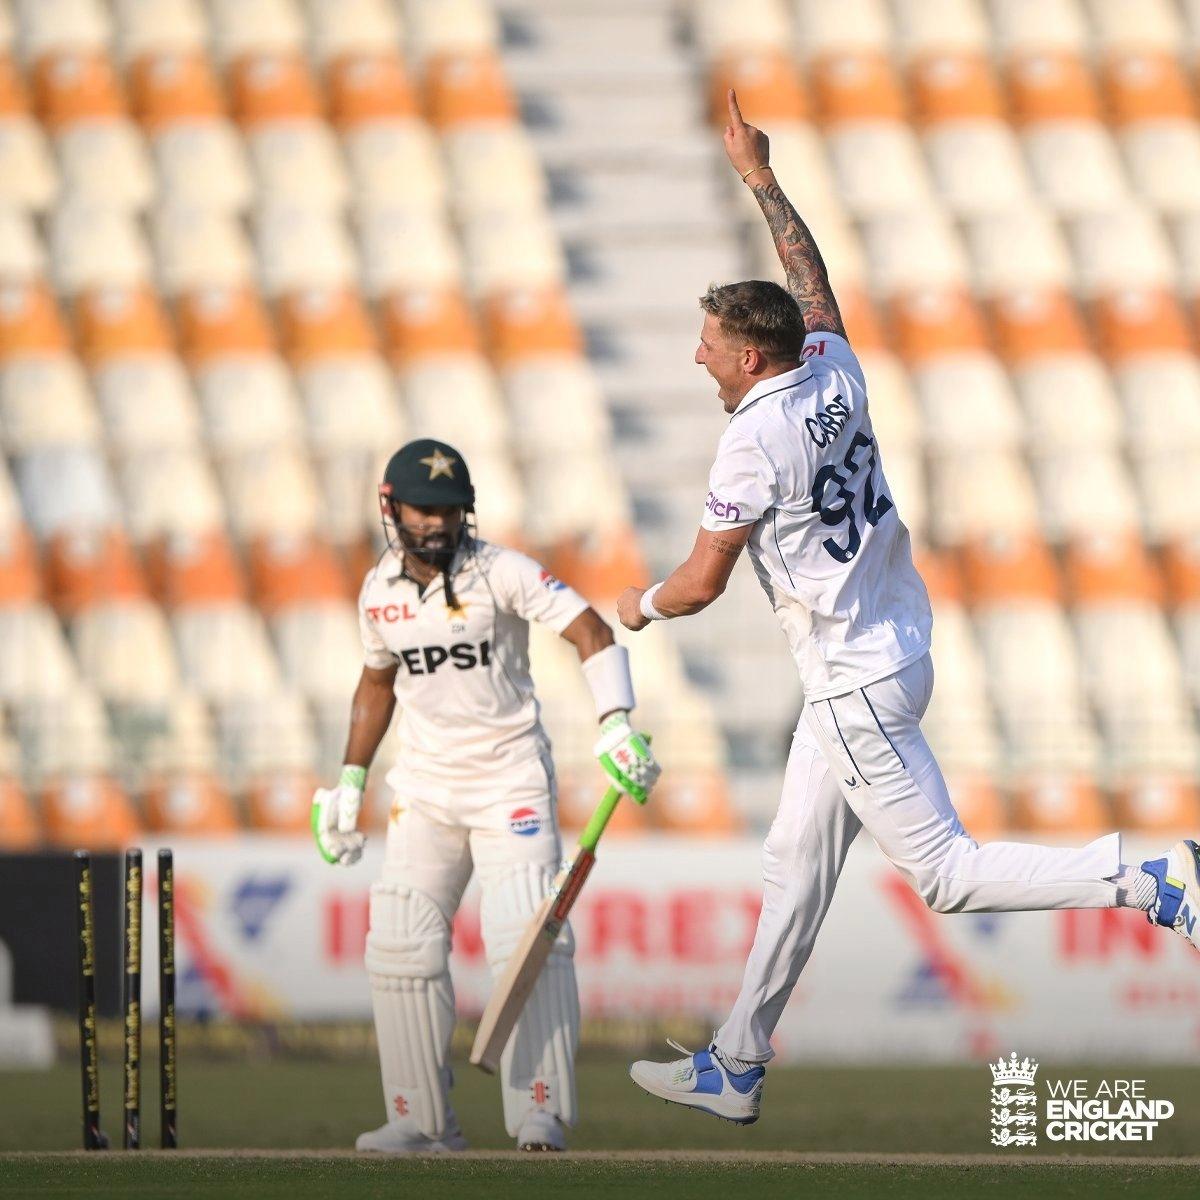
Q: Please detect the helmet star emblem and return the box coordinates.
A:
[419,449,457,481]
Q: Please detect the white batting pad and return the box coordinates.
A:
[481,863,580,1134]
[365,881,456,1139]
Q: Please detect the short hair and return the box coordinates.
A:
[699,280,806,359]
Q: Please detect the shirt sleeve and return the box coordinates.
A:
[490,550,590,633]
[700,431,778,531]
[357,574,397,670]
[801,331,865,388]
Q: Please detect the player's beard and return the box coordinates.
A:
[397,525,460,572]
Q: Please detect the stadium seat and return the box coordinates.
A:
[144,772,239,834]
[146,527,244,607]
[482,285,584,366]
[113,0,208,62]
[0,771,39,849]
[422,49,516,129]
[247,121,349,212]
[460,211,566,295]
[961,531,1061,605]
[1120,122,1200,216]
[407,0,500,60]
[1130,452,1200,543]
[50,204,153,295]
[357,206,461,295]
[1113,777,1200,834]
[271,601,361,701]
[0,57,57,210]
[343,120,446,213]
[0,209,46,282]
[118,447,227,543]
[41,774,142,848]
[127,49,224,127]
[965,207,1072,295]
[1011,354,1123,454]
[44,524,147,615]
[0,522,40,606]
[826,122,933,216]
[1092,288,1193,361]
[71,598,180,704]
[1117,353,1200,453]
[300,357,403,453]
[1068,206,1176,297]
[19,0,112,58]
[276,286,376,364]
[0,602,79,709]
[211,0,305,65]
[988,288,1091,362]
[175,284,276,365]
[924,120,1034,215]
[255,206,357,296]
[195,355,304,456]
[861,207,968,295]
[910,353,1022,453]
[1010,776,1110,834]
[173,602,283,701]
[73,284,174,366]
[450,450,525,546]
[31,50,124,130]
[706,50,808,125]
[227,50,321,125]
[218,444,321,540]
[15,442,120,539]
[810,50,906,123]
[500,359,612,461]
[95,354,200,456]
[1091,0,1184,53]
[245,768,321,832]
[888,288,990,364]
[380,286,482,365]
[151,119,254,213]
[892,0,990,57]
[248,533,351,613]
[927,450,1041,544]
[0,282,71,361]
[154,206,255,295]
[0,353,101,452]
[692,0,791,57]
[327,50,419,126]
[401,354,510,457]
[56,119,155,211]
[1032,450,1141,543]
[442,124,547,221]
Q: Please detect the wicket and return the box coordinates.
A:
[74,846,177,1151]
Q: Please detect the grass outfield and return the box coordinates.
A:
[1,1060,1198,1197]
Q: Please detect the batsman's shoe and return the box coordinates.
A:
[516,1111,566,1152]
[629,1040,764,1125]
[1143,840,1200,951]
[355,1115,468,1154]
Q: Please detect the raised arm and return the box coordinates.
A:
[723,89,847,340]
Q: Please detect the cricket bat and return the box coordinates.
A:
[470,786,623,1074]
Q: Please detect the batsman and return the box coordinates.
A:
[311,438,660,1152]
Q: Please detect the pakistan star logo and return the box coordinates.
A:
[419,449,457,480]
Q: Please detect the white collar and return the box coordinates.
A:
[729,363,812,419]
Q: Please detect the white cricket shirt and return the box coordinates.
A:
[358,538,589,786]
[701,332,932,701]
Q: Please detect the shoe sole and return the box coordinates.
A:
[628,1064,759,1126]
[1175,840,1200,950]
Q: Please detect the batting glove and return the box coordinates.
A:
[594,712,660,805]
[311,767,367,866]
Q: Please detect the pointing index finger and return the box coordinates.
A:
[727,88,745,127]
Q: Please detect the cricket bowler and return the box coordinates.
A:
[311,438,660,1151]
[618,92,1200,1124]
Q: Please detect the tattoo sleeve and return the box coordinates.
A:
[750,178,847,338]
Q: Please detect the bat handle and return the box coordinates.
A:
[577,787,622,853]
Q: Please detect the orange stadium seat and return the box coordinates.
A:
[707,50,808,125]
[909,52,1006,124]
[1114,776,1200,833]
[327,51,419,126]
[41,776,142,848]
[1092,288,1194,361]
[888,288,990,365]
[44,526,148,616]
[175,284,276,366]
[0,53,30,115]
[146,528,246,608]
[127,49,226,130]
[248,532,351,613]
[144,773,239,835]
[810,51,907,124]
[73,284,175,367]
[988,289,1091,363]
[0,778,39,850]
[483,286,585,366]
[32,50,126,129]
[0,523,41,604]
[0,282,71,360]
[547,526,650,606]
[228,52,323,126]
[380,286,483,365]
[1102,50,1196,125]
[835,286,887,353]
[961,531,1062,606]
[276,286,377,366]
[246,770,320,832]
[944,775,1008,838]
[423,49,517,129]
[1006,51,1103,124]
[653,773,741,836]
[1064,532,1164,605]
[1163,534,1200,606]
[1010,775,1110,833]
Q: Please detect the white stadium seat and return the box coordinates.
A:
[113,0,207,60]
[927,450,1041,544]
[1012,355,1124,453]
[118,446,227,541]
[209,0,305,63]
[404,0,500,59]
[460,211,566,296]
[1032,449,1141,541]
[299,357,404,453]
[247,121,349,213]
[344,122,446,215]
[990,0,1088,55]
[153,205,254,295]
[196,356,305,456]
[792,0,892,58]
[152,122,254,213]
[173,602,284,701]
[1113,357,1200,452]
[71,599,181,705]
[826,124,934,216]
[924,122,1035,216]
[892,0,989,57]
[0,355,101,453]
[861,207,968,295]
[911,354,1023,453]
[401,355,511,457]
[964,207,1072,294]
[95,356,203,456]
[14,443,120,538]
[271,602,363,701]
[255,205,357,296]
[1068,205,1176,297]
[442,124,547,220]
[1021,123,1131,215]
[219,443,321,539]
[0,117,58,212]
[306,0,402,62]
[1120,124,1200,216]
[16,0,111,59]
[55,121,155,211]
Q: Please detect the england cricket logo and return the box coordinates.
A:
[990,1053,1038,1147]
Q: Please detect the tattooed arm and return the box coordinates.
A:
[723,89,847,339]
[616,526,752,630]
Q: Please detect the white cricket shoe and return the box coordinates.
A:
[355,1114,468,1153]
[629,1041,764,1125]
[516,1111,566,1151]
[1143,840,1200,951]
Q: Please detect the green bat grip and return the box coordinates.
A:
[577,787,622,853]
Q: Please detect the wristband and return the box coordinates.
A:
[741,164,770,182]
[639,583,667,621]
[581,643,636,719]
[339,764,367,791]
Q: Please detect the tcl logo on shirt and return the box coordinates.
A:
[396,640,491,675]
[367,603,417,623]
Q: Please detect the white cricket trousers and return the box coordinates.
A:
[716,652,1122,1062]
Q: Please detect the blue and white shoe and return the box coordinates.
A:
[629,1040,764,1125]
[1142,840,1200,950]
